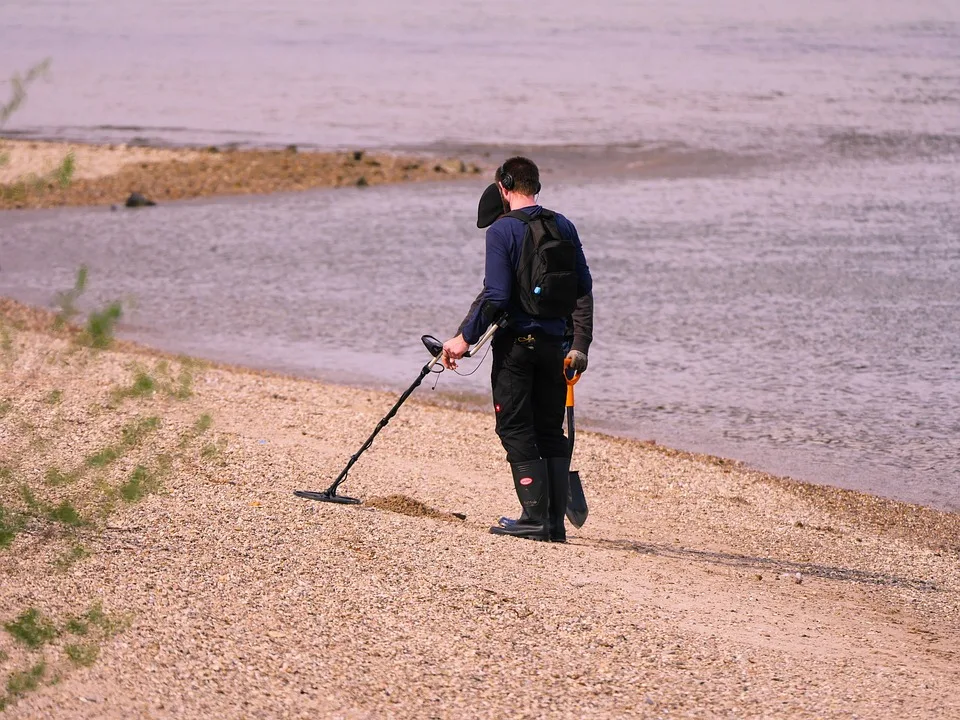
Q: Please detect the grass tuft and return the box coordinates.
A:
[56,543,90,571]
[5,660,46,701]
[81,301,123,349]
[19,485,43,515]
[64,642,99,667]
[200,443,220,460]
[179,413,213,447]
[44,466,79,486]
[3,609,59,649]
[115,371,157,400]
[46,389,64,405]
[120,416,160,447]
[0,504,24,548]
[173,367,193,399]
[0,399,11,417]
[84,601,126,636]
[118,465,160,503]
[47,499,86,527]
[65,616,89,636]
[53,265,87,329]
[85,446,120,468]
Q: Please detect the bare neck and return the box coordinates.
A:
[508,194,537,211]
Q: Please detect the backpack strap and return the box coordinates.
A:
[504,209,555,247]
[504,210,533,224]
[504,208,557,224]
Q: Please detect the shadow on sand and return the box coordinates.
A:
[577,537,939,592]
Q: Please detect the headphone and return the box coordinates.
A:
[498,163,541,194]
[498,163,515,191]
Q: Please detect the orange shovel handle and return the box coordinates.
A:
[563,357,580,407]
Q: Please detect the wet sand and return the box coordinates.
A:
[1,298,958,718]
[0,139,482,210]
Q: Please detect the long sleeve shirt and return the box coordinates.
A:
[460,205,592,345]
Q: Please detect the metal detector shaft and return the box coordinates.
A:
[463,313,506,358]
[296,313,508,503]
[317,355,439,498]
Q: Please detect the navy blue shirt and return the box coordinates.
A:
[461,205,592,344]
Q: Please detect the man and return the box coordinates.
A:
[459,183,593,533]
[442,157,593,542]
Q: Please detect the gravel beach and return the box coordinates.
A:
[0,139,482,210]
[1,299,958,718]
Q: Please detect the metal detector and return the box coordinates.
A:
[294,316,507,505]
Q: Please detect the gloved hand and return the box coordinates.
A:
[565,349,588,373]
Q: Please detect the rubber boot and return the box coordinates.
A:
[545,457,570,543]
[489,459,550,541]
[496,508,529,530]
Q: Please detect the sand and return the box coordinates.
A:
[0,139,483,210]
[0,298,958,718]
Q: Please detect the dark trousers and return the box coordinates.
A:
[491,333,569,463]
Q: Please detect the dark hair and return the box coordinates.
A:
[496,156,541,196]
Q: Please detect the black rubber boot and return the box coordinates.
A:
[545,457,570,543]
[496,508,530,529]
[489,459,550,541]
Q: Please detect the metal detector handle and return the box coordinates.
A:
[464,312,509,357]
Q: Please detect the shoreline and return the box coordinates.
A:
[1,296,959,717]
[3,295,958,535]
[0,137,486,210]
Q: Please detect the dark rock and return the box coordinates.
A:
[356,177,368,187]
[125,192,156,208]
[353,150,364,161]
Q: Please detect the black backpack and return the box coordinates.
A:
[505,208,579,319]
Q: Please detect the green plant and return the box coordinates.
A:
[0,399,11,417]
[1,326,12,354]
[173,366,194,399]
[44,466,78,486]
[46,389,64,405]
[55,151,75,188]
[120,416,160,447]
[47,499,86,527]
[53,266,88,329]
[179,413,213,447]
[0,504,24,548]
[81,301,123,349]
[0,60,50,126]
[200,443,220,460]
[118,465,159,503]
[19,485,43,515]
[64,642,99,667]
[85,446,119,468]
[112,370,157,402]
[3,609,58,648]
[83,601,126,636]
[65,616,89,636]
[56,543,89,571]
[4,660,46,705]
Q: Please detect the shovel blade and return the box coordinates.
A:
[566,470,588,529]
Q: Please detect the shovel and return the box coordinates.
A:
[564,358,588,528]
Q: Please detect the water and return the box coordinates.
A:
[1,1,959,511]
